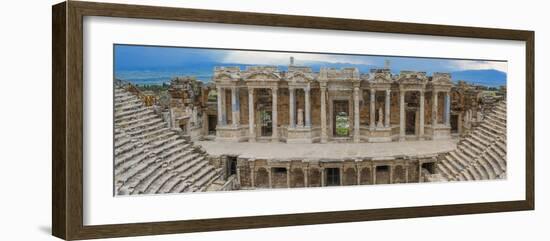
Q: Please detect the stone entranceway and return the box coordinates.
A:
[406,110,416,135]
[256,89,274,138]
[333,100,350,137]
[259,110,273,137]
[272,167,288,188]
[226,156,237,177]
[375,165,390,184]
[208,115,217,135]
[255,168,269,188]
[451,114,459,133]
[421,162,436,174]
[325,167,341,186]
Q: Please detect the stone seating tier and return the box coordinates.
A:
[436,101,507,182]
[114,85,224,195]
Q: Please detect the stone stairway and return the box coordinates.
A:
[436,101,507,181]
[114,84,224,195]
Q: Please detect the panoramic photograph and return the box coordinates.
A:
[113,44,507,196]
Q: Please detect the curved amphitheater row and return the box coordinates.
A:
[435,100,506,181]
[115,86,225,195]
[114,84,506,195]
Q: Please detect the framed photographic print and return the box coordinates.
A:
[52,1,534,240]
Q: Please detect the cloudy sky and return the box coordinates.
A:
[114,44,507,86]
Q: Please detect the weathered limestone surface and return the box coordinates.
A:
[435,101,507,181]
[197,139,456,160]
[114,84,225,195]
[212,66,468,143]
[117,64,506,193]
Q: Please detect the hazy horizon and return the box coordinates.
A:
[114,44,508,87]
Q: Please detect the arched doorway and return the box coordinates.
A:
[360,167,372,185]
[255,168,269,188]
[256,89,273,137]
[291,168,305,188]
[308,168,321,187]
[344,168,357,185]
[333,100,350,137]
[393,165,406,183]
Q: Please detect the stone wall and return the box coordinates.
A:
[311,89,322,126]
[238,162,251,187]
[231,157,433,190]
[390,92,400,125]
[278,89,290,126]
[239,89,249,125]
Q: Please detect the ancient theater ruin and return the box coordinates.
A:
[113,59,507,195]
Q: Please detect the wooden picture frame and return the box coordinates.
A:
[52,1,534,240]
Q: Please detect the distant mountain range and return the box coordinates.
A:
[449,69,506,87]
[115,61,506,87]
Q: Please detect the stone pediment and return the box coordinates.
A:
[398,71,428,84]
[432,72,453,85]
[213,67,241,81]
[286,71,315,83]
[213,72,239,81]
[371,73,392,83]
[244,71,281,81]
[367,69,393,83]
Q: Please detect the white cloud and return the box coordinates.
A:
[451,60,507,72]
[220,51,371,66]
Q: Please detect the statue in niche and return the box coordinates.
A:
[297,108,304,127]
[377,107,384,128]
[170,108,177,130]
[476,110,483,122]
[192,106,198,127]
[464,109,471,128]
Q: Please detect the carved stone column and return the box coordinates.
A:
[369,89,376,130]
[268,167,273,188]
[405,164,409,183]
[272,87,278,142]
[236,162,241,185]
[217,87,223,125]
[399,90,406,141]
[220,87,227,125]
[304,167,309,188]
[432,90,438,126]
[353,87,360,142]
[445,91,451,127]
[418,162,423,183]
[250,165,255,188]
[385,89,391,128]
[231,86,240,126]
[321,168,325,187]
[248,88,255,142]
[419,90,425,140]
[389,165,394,184]
[286,166,291,188]
[289,87,296,128]
[305,86,311,128]
[320,85,328,143]
[356,166,361,185]
[372,165,377,184]
[339,167,344,186]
